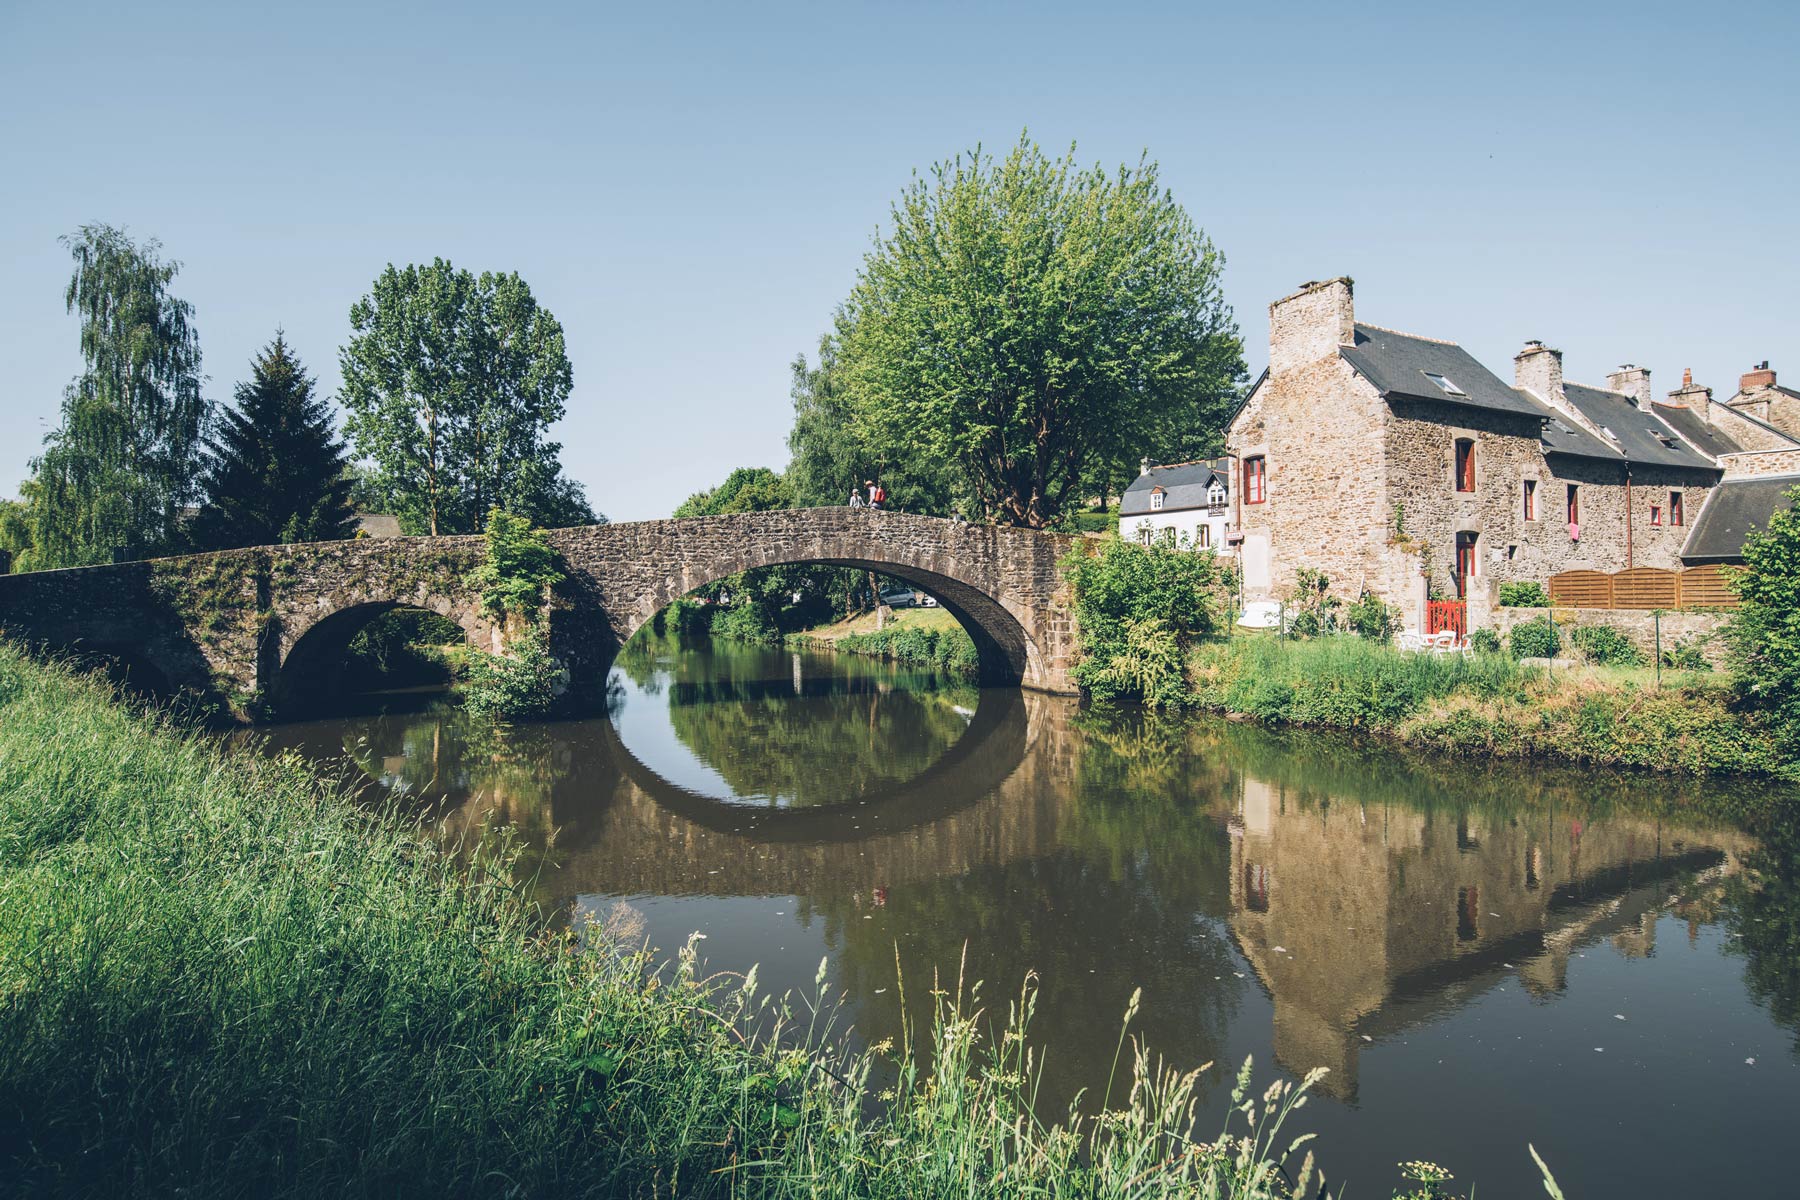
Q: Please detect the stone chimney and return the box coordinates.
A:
[1666,368,1714,422]
[1513,340,1565,404]
[1740,361,1776,392]
[1140,456,1152,477]
[1606,364,1653,407]
[1268,277,1354,375]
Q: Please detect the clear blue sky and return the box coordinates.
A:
[3,0,1795,522]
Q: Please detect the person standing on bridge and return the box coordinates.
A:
[847,487,863,509]
[866,480,886,510]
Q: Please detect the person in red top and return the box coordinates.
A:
[866,480,885,510]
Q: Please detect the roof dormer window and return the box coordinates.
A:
[1149,488,1165,511]
[1424,372,1467,397]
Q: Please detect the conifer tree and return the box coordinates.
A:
[191,335,357,549]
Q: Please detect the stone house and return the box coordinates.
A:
[1224,278,1798,631]
[1118,456,1233,550]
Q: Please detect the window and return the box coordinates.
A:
[1670,491,1684,526]
[1135,525,1153,546]
[1566,484,1581,529]
[1207,481,1226,510]
[1454,531,1478,598]
[1454,438,1476,492]
[1159,527,1177,547]
[1197,524,1211,549]
[1650,504,1662,526]
[1523,479,1537,520]
[1424,372,1468,397]
[1244,456,1266,504]
[1149,489,1164,511]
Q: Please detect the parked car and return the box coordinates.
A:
[878,587,916,609]
[918,593,938,608]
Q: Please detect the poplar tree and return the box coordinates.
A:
[190,335,357,550]
[339,261,596,535]
[11,224,208,568]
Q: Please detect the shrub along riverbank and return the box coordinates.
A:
[1188,637,1796,783]
[1,639,1440,1199]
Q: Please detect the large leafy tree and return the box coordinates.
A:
[189,335,357,550]
[339,260,596,536]
[6,225,209,569]
[836,135,1244,528]
[1728,485,1800,736]
[786,331,955,514]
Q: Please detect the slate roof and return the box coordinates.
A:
[1121,458,1230,516]
[1682,475,1800,562]
[1557,383,1719,472]
[1340,324,1547,419]
[1652,401,1742,460]
[1521,393,1621,461]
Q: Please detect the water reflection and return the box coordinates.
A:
[253,634,1799,1198]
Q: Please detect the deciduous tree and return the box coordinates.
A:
[190,334,356,550]
[837,135,1244,527]
[339,260,597,536]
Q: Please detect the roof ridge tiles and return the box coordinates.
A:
[1355,321,1458,346]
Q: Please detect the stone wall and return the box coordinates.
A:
[1719,447,1800,478]
[1487,606,1732,666]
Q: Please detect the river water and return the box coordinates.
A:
[255,632,1798,1197]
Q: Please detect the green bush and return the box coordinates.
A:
[1064,538,1225,706]
[467,508,563,621]
[1499,581,1551,607]
[1345,592,1398,641]
[342,608,464,690]
[1509,616,1561,660]
[463,627,563,720]
[1568,624,1645,667]
[712,599,782,644]
[1662,636,1713,672]
[1469,627,1502,655]
[1728,483,1800,737]
[835,623,980,677]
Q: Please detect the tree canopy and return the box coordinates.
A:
[2,224,209,570]
[833,134,1244,527]
[339,260,597,536]
[1729,484,1800,737]
[190,334,356,550]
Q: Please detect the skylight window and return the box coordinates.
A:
[1651,429,1677,449]
[1423,372,1467,397]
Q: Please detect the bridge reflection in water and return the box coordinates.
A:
[252,634,1789,1199]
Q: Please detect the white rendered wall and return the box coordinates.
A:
[1121,509,1233,552]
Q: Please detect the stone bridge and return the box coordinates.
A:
[0,509,1082,717]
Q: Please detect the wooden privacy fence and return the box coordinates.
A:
[1546,565,1738,610]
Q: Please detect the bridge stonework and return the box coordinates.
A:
[0,510,1083,717]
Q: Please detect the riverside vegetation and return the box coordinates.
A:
[1062,529,1800,787]
[0,639,1587,1199]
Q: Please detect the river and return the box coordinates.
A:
[254,631,1799,1198]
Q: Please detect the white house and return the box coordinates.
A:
[1119,457,1234,552]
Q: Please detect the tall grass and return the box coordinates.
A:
[1188,635,1795,781]
[1192,636,1529,730]
[830,623,980,677]
[0,641,1337,1198]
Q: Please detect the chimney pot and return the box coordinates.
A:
[1683,367,1693,387]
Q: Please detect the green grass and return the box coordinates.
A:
[791,607,980,677]
[1186,635,1796,783]
[0,640,1350,1198]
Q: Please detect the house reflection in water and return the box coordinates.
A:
[1226,777,1744,1100]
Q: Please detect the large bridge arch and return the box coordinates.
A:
[543,510,1079,697]
[273,597,495,713]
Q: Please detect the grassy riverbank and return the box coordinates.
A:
[788,606,980,677]
[0,640,1369,1198]
[1188,637,1797,784]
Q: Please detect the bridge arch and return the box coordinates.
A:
[547,510,1076,695]
[273,598,492,714]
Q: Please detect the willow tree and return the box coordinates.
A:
[837,135,1245,528]
[13,225,208,568]
[339,260,595,536]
